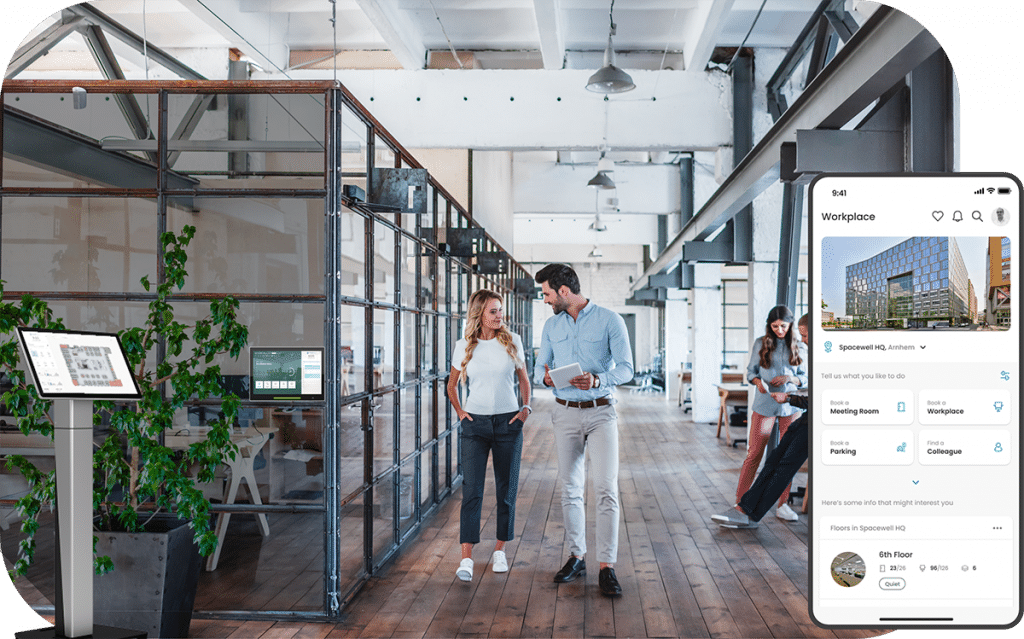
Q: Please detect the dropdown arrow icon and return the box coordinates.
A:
[912,480,920,485]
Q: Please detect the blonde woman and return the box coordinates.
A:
[447,289,531,582]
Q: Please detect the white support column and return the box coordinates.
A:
[691,263,722,424]
[54,399,94,639]
[664,288,690,405]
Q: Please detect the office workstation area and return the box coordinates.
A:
[0,1,960,637]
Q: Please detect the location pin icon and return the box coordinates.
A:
[919,565,926,572]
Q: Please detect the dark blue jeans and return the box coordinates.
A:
[460,411,524,544]
[739,412,809,522]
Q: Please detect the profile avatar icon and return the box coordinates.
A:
[995,442,1004,453]
[993,207,1009,226]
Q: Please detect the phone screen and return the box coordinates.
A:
[809,173,1022,628]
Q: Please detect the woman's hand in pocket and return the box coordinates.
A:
[510,408,529,426]
[458,411,473,422]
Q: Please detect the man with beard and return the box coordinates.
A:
[533,264,633,597]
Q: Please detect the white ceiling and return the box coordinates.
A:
[20,0,825,75]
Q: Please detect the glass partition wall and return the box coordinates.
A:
[0,80,533,620]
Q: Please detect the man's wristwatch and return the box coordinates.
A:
[593,374,600,388]
[521,405,533,414]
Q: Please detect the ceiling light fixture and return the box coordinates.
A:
[587,171,616,189]
[586,0,635,94]
[589,213,608,231]
[589,245,604,258]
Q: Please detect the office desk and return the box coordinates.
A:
[714,383,748,447]
[165,426,277,571]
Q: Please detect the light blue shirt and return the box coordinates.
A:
[533,301,634,401]
[746,336,808,417]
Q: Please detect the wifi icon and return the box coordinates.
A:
[988,188,996,194]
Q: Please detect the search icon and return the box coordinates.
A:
[952,210,963,222]
[972,210,983,221]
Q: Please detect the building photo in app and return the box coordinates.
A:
[820,236,1011,330]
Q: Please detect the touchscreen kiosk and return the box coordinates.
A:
[15,328,144,639]
[17,328,142,399]
[249,347,324,401]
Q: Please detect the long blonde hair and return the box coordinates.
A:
[460,289,522,385]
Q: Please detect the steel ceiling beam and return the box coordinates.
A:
[4,12,83,79]
[80,24,159,163]
[65,4,206,80]
[3,107,198,201]
[631,6,941,293]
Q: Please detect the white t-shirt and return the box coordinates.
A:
[451,332,525,414]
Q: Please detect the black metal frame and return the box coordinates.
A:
[0,79,533,620]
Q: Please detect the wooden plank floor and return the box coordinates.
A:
[6,391,890,638]
[197,390,886,639]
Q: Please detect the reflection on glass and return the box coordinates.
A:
[340,304,366,396]
[373,308,395,388]
[399,461,417,536]
[402,312,418,383]
[374,221,396,304]
[373,392,397,477]
[2,198,157,294]
[399,387,417,459]
[170,200,325,295]
[342,209,366,299]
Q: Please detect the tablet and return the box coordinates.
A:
[548,363,583,389]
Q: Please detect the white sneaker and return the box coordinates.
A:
[776,503,799,521]
[456,558,474,581]
[491,550,508,573]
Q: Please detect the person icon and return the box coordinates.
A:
[992,207,1009,226]
[995,442,1004,453]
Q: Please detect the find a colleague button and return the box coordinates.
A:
[880,578,906,590]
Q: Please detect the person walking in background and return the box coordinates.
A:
[733,305,807,522]
[533,264,633,597]
[713,314,810,528]
[447,289,531,582]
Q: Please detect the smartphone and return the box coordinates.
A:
[808,173,1022,628]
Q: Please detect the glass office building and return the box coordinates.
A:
[845,237,971,328]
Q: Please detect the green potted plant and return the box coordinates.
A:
[2,224,248,638]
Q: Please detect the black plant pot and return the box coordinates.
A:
[93,515,203,639]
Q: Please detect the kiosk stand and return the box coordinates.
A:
[14,328,146,639]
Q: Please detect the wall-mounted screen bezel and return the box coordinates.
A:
[248,347,325,402]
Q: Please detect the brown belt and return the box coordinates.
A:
[556,397,612,409]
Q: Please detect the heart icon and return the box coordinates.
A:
[932,210,943,221]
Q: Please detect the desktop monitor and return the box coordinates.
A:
[16,327,142,400]
[249,347,324,401]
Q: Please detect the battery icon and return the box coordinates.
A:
[998,187,1012,194]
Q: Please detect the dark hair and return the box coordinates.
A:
[534,263,581,295]
[758,305,801,369]
[798,313,809,328]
